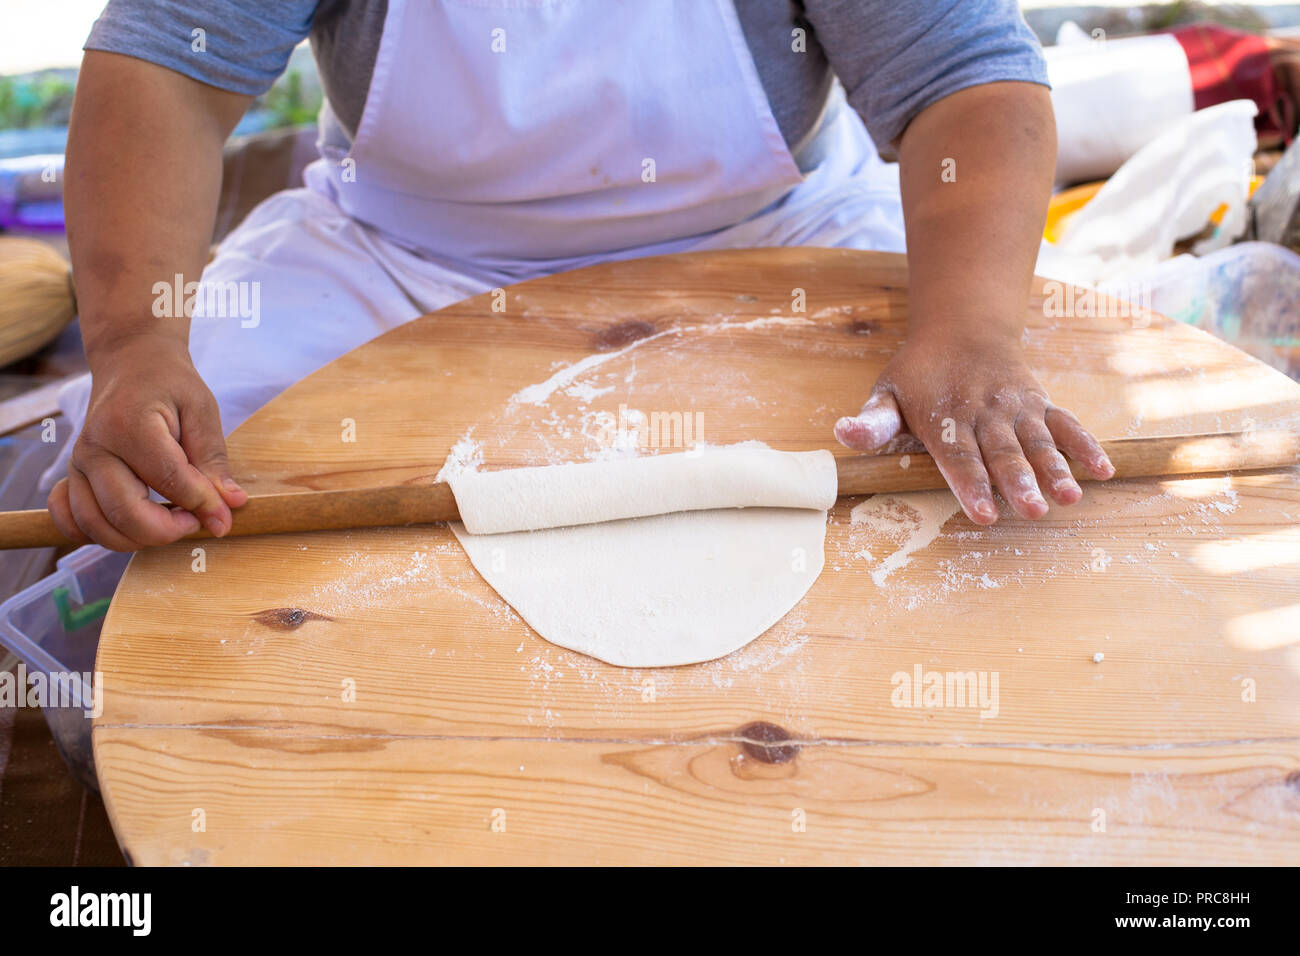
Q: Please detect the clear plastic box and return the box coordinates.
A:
[1105,242,1300,380]
[0,544,130,792]
[0,422,64,645]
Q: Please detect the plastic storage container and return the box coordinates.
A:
[0,421,65,641]
[0,544,130,792]
[1103,242,1300,380]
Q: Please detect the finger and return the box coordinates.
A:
[1044,405,1115,480]
[834,388,904,450]
[179,396,247,510]
[66,464,141,552]
[925,420,999,525]
[79,449,202,546]
[1015,414,1082,506]
[47,478,91,545]
[130,416,233,536]
[976,420,1049,519]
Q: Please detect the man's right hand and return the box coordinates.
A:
[47,334,248,551]
[52,51,254,551]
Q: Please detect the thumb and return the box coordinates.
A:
[180,399,248,510]
[834,387,904,451]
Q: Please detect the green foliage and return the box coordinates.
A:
[0,74,75,129]
[0,64,320,132]
[260,69,321,129]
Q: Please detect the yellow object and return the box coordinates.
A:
[1045,176,1265,243]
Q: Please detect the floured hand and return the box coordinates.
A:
[834,330,1114,525]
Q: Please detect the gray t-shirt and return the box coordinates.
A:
[84,0,1048,160]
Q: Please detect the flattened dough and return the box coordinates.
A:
[447,444,837,667]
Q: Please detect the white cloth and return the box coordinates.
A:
[1046,31,1195,187]
[309,0,807,273]
[45,0,905,488]
[1036,100,1258,288]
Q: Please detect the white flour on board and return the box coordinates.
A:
[504,313,814,410]
[850,491,962,587]
[564,381,615,403]
[442,314,823,469]
[830,478,1253,615]
[436,433,484,481]
[513,611,819,729]
[510,327,681,407]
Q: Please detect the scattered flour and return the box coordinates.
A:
[509,328,681,407]
[504,313,815,411]
[849,491,962,587]
[718,315,815,331]
[436,434,484,481]
[564,381,616,403]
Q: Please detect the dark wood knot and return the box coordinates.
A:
[737,721,800,764]
[594,320,656,351]
[252,607,330,630]
[848,319,882,335]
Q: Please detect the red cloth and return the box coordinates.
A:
[1172,23,1284,138]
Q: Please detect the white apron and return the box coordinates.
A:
[310,0,804,274]
[47,0,904,487]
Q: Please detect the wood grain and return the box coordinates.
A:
[96,729,1300,866]
[92,249,1300,865]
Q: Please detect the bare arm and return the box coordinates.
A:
[48,51,252,549]
[836,82,1114,523]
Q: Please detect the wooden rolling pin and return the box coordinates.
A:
[1,430,1296,551]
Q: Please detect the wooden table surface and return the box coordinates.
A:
[93,249,1300,865]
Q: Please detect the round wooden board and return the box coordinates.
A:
[94,249,1300,865]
